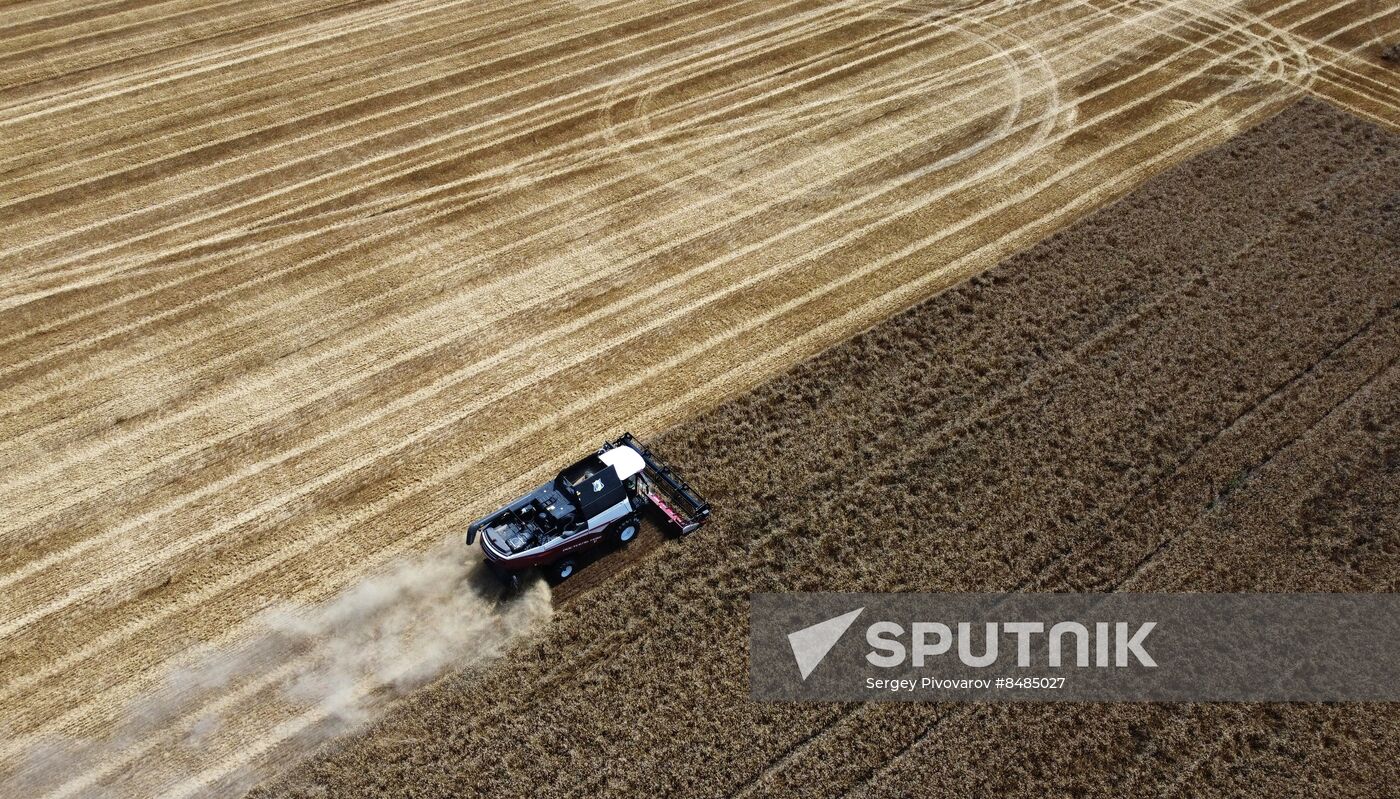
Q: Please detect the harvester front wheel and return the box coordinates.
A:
[610,515,640,546]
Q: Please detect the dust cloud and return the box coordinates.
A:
[7,541,551,798]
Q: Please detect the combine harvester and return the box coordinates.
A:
[466,433,711,591]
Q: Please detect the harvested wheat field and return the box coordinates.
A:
[2,0,1399,796]
[258,98,1399,797]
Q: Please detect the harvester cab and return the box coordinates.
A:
[466,433,711,592]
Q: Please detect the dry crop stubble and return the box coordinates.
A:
[0,0,1103,391]
[2,0,1399,795]
[599,4,1064,224]
[0,0,1226,649]
[0,0,1332,551]
[0,0,1377,478]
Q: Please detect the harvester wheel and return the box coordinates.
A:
[553,559,576,581]
[611,516,640,545]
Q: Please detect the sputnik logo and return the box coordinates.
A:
[787,607,864,680]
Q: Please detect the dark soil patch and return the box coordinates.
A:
[255,98,1400,799]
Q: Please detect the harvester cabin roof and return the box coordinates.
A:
[558,445,644,487]
[598,445,645,480]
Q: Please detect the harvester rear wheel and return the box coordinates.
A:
[552,559,576,581]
